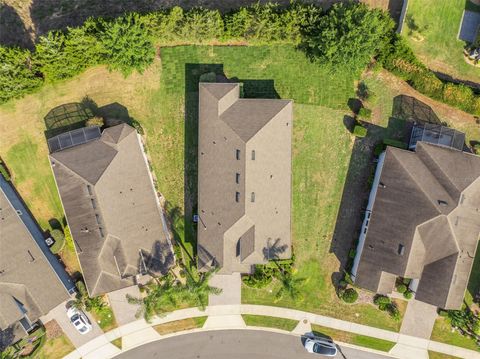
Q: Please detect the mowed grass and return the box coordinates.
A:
[35,333,75,359]
[242,315,299,331]
[311,324,396,352]
[404,0,480,83]
[153,317,207,335]
[431,317,479,351]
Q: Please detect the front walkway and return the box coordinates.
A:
[63,304,480,359]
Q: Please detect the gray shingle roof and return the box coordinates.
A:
[355,142,480,309]
[0,189,70,330]
[197,83,293,273]
[50,124,174,296]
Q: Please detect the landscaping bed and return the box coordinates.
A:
[153,317,207,335]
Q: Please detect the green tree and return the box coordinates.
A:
[275,272,305,300]
[300,2,395,71]
[72,280,105,312]
[0,46,43,103]
[99,13,155,76]
[35,21,103,82]
[182,269,222,310]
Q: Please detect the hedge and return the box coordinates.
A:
[49,229,65,254]
[0,162,11,181]
[380,35,480,115]
[358,107,372,120]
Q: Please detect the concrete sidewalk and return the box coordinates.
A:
[63,304,480,359]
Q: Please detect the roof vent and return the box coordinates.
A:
[398,244,405,256]
[379,182,386,188]
[438,200,448,206]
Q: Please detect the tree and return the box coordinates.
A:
[300,2,395,71]
[182,269,222,310]
[99,13,155,76]
[275,272,305,300]
[0,46,43,103]
[72,280,105,312]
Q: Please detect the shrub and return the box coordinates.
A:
[442,83,475,112]
[388,303,401,321]
[410,71,443,99]
[473,143,480,154]
[353,125,367,138]
[342,288,358,303]
[49,229,65,254]
[383,138,407,149]
[396,284,407,294]
[86,116,104,127]
[374,295,391,306]
[403,291,413,300]
[403,278,411,285]
[199,72,217,83]
[358,107,372,120]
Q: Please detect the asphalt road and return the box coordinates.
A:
[115,329,393,359]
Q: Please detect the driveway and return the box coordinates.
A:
[400,299,438,339]
[108,286,141,326]
[114,330,394,359]
[208,273,241,306]
[40,301,104,348]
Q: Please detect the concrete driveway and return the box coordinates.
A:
[208,273,241,306]
[108,286,142,326]
[400,299,438,339]
[40,300,104,348]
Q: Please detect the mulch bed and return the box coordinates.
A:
[44,320,63,339]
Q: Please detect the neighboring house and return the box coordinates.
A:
[351,141,480,309]
[49,123,174,297]
[0,177,71,349]
[197,82,293,273]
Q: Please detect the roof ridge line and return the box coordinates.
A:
[417,143,462,194]
[389,148,441,216]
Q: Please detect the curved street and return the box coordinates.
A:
[114,330,393,359]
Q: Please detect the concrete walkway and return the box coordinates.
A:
[107,286,141,326]
[63,305,480,359]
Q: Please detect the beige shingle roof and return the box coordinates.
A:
[197,83,293,273]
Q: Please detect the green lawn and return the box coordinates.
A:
[311,324,396,352]
[91,303,118,332]
[428,351,461,359]
[404,0,480,83]
[242,315,299,331]
[430,317,479,351]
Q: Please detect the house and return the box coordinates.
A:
[0,176,72,348]
[351,141,480,309]
[49,123,175,297]
[197,82,293,273]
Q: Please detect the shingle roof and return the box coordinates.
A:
[0,188,70,330]
[50,124,175,296]
[355,142,480,309]
[197,83,293,273]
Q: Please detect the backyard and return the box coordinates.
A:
[1,44,479,343]
[403,0,480,84]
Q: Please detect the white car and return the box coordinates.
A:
[67,307,92,335]
[304,336,338,357]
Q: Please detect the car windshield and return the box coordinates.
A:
[79,326,87,333]
[313,343,336,355]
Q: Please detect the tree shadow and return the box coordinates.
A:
[140,240,175,277]
[0,4,34,49]
[0,324,16,352]
[262,238,289,261]
[392,95,444,125]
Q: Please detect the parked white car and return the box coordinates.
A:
[67,307,92,335]
[303,336,338,357]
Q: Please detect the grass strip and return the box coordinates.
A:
[311,324,395,352]
[153,317,208,335]
[242,314,299,332]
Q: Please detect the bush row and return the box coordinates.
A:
[379,35,480,115]
[0,3,322,103]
